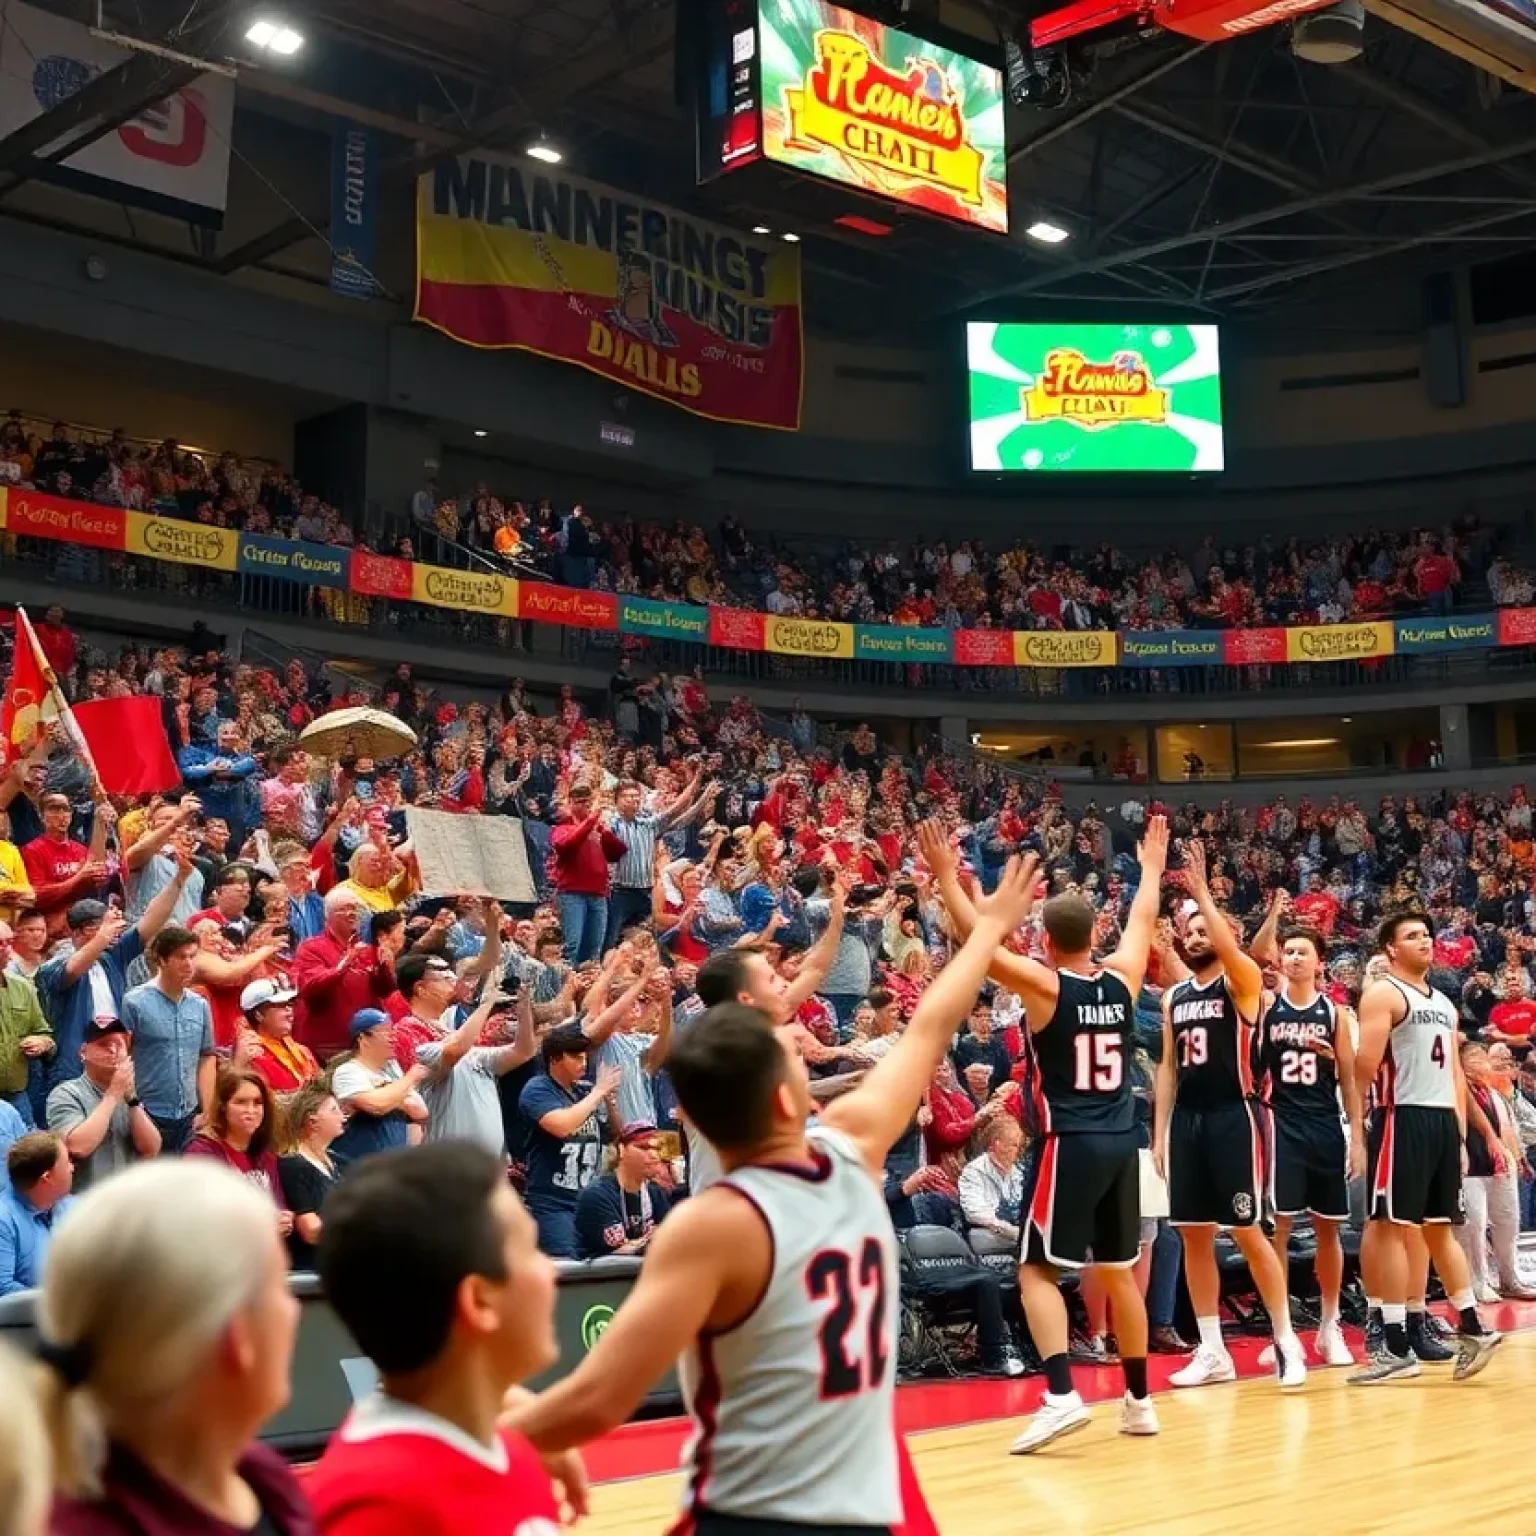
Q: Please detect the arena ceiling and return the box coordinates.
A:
[7,0,1536,337]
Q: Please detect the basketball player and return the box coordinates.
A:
[511,855,1040,1534]
[1349,910,1500,1383]
[919,816,1169,1452]
[1256,925,1363,1368]
[1152,841,1307,1389]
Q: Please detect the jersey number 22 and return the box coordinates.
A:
[806,1239,889,1398]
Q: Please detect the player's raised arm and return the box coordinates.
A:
[1101,813,1168,996]
[823,852,1038,1173]
[1352,979,1399,1105]
[1248,887,1290,969]
[1181,839,1263,1020]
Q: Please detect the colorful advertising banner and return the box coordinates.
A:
[349,551,414,602]
[330,123,380,301]
[6,490,125,549]
[1285,620,1394,663]
[765,617,854,660]
[238,536,349,589]
[1014,631,1119,669]
[125,513,237,571]
[1223,628,1287,665]
[759,0,1007,233]
[416,157,805,430]
[853,624,953,664]
[618,596,707,643]
[1394,614,1497,652]
[409,563,519,619]
[1499,608,1536,647]
[1120,630,1222,668]
[518,584,617,631]
[709,608,766,652]
[968,323,1225,474]
[952,628,1014,667]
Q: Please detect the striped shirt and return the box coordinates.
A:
[610,810,666,890]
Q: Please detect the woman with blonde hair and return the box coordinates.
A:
[38,1159,312,1533]
[0,1340,49,1536]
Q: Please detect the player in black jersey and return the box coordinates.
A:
[1152,841,1308,1391]
[922,815,1168,1455]
[1252,922,1364,1369]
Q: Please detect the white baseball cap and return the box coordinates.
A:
[240,977,298,1014]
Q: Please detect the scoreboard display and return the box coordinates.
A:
[697,0,1007,234]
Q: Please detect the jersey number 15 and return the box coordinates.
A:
[1073,1032,1124,1092]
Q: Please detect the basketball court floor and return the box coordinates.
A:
[582,1305,1536,1536]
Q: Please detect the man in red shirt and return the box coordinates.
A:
[22,792,110,938]
[309,1141,577,1535]
[1414,544,1458,615]
[1292,871,1340,938]
[550,782,626,966]
[291,888,397,1062]
[33,604,77,684]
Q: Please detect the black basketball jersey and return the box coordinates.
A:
[1027,968,1136,1135]
[1167,972,1258,1109]
[1262,987,1340,1122]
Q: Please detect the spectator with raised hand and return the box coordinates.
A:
[416,981,537,1155]
[603,769,707,949]
[331,1008,429,1163]
[551,780,627,965]
[292,886,395,1061]
[21,791,109,940]
[44,1013,160,1191]
[120,925,215,1153]
[122,792,205,936]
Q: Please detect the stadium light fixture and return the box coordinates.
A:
[752,225,771,235]
[1025,219,1070,245]
[781,232,801,243]
[245,18,304,54]
[526,134,563,165]
[473,430,488,438]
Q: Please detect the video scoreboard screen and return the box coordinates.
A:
[966,322,1226,473]
[698,0,1007,234]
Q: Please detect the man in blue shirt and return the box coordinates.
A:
[177,720,260,852]
[517,1025,620,1258]
[0,1097,24,1189]
[0,1129,75,1294]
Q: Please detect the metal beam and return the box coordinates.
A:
[985,130,1536,298]
[1113,101,1312,196]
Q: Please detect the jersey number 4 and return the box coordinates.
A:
[1073,1032,1124,1091]
[805,1240,889,1398]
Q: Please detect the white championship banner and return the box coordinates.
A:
[405,808,537,905]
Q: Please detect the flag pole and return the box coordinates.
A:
[15,606,106,803]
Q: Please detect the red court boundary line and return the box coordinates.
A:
[585,1301,1536,1485]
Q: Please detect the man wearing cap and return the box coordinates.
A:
[44,1014,161,1191]
[518,1024,622,1257]
[574,1121,675,1259]
[0,921,52,1127]
[36,847,195,1094]
[241,978,316,1094]
[331,1009,429,1165]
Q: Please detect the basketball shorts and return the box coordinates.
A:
[1168,1099,1266,1228]
[1271,1111,1350,1220]
[1368,1104,1465,1226]
[1021,1128,1140,1269]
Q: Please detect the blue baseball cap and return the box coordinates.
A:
[349,1007,391,1040]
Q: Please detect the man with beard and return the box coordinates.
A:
[1153,842,1307,1390]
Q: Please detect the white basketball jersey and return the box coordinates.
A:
[1380,975,1459,1109]
[676,1125,901,1527]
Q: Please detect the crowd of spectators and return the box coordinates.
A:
[0,605,1534,1348]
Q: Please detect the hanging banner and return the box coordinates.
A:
[1498,608,1536,647]
[518,583,617,630]
[5,489,124,549]
[1394,614,1496,652]
[618,595,707,643]
[952,629,1014,667]
[125,513,237,571]
[709,608,765,652]
[349,551,414,601]
[408,563,519,618]
[853,625,953,664]
[238,535,349,589]
[1014,631,1119,668]
[415,156,805,430]
[1285,621,1394,662]
[1120,630,1222,668]
[1223,628,1287,665]
[766,617,854,660]
[0,2,234,223]
[330,122,379,300]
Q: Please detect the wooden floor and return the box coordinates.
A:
[585,1333,1536,1535]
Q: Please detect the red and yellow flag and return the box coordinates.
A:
[1,607,56,768]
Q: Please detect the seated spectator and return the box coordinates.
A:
[848,987,902,1063]
[0,1130,74,1295]
[44,1015,161,1192]
[331,1008,429,1164]
[518,1024,621,1258]
[574,1121,675,1258]
[22,792,108,940]
[308,1143,564,1534]
[951,997,1013,1096]
[0,924,51,1125]
[38,1161,310,1533]
[277,1079,347,1271]
[240,976,315,1092]
[958,1118,1025,1247]
[120,925,215,1153]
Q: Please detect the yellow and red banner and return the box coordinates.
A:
[1284,620,1394,663]
[1014,631,1119,668]
[125,512,237,571]
[415,158,805,431]
[408,561,519,619]
[765,616,854,660]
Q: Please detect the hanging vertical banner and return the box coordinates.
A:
[331,122,379,300]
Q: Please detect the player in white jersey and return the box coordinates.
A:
[514,854,1040,1534]
[1350,910,1501,1385]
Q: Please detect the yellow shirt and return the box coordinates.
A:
[337,870,415,914]
[0,839,33,926]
